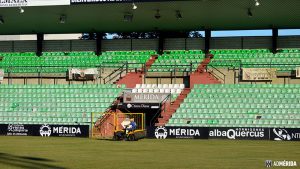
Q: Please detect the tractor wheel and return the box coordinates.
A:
[128,134,136,141]
[113,135,119,141]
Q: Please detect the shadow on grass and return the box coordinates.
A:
[0,153,66,169]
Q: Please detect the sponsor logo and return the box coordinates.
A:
[265,160,297,167]
[40,124,82,137]
[126,103,157,109]
[273,128,291,141]
[209,128,265,139]
[52,126,81,137]
[265,160,272,168]
[125,95,132,102]
[0,0,27,7]
[40,124,51,137]
[123,92,168,103]
[154,127,201,139]
[169,128,200,138]
[127,103,132,109]
[155,126,168,139]
[7,124,28,136]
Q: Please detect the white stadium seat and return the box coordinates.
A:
[163,84,169,89]
[149,88,154,93]
[132,89,138,93]
[136,84,141,88]
[142,89,149,93]
[174,84,180,89]
[151,84,158,88]
[146,84,152,88]
[132,84,184,95]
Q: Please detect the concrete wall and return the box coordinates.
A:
[210,68,300,85]
[0,36,299,53]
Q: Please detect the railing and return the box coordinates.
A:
[150,93,171,127]
[102,62,145,84]
[0,62,147,84]
[103,63,127,84]
[144,62,202,77]
[206,65,226,84]
[209,59,242,70]
[240,63,300,69]
[210,59,300,70]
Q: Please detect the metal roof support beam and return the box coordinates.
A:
[272,28,278,54]
[96,32,104,56]
[36,33,44,56]
[205,29,211,55]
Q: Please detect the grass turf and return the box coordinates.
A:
[0,136,299,169]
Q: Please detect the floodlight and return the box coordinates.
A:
[60,15,66,24]
[176,10,182,19]
[19,7,24,13]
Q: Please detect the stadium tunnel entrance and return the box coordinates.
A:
[117,103,162,127]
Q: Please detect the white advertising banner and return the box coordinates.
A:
[68,68,99,81]
[0,69,4,81]
[242,68,277,81]
[123,92,169,103]
[0,0,70,7]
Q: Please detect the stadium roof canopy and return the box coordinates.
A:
[0,0,300,35]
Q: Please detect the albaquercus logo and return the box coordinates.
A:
[209,128,265,139]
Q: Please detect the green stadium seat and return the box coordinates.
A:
[167,84,300,128]
[0,84,125,126]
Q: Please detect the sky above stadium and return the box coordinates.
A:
[211,29,300,37]
[0,29,299,40]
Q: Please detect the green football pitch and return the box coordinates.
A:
[0,136,299,169]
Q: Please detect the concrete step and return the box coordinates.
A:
[155,123,166,126]
[158,118,168,123]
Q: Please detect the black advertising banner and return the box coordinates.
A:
[0,124,8,135]
[148,126,209,139]
[208,127,270,140]
[71,0,182,5]
[148,126,271,140]
[123,103,161,110]
[0,124,89,137]
[270,128,300,141]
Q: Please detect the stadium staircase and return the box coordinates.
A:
[95,55,159,136]
[190,54,221,88]
[156,88,191,126]
[156,54,222,126]
[93,110,115,139]
[114,55,158,88]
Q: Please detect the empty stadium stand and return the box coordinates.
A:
[209,49,300,71]
[0,84,125,125]
[167,84,300,128]
[0,51,156,73]
[148,50,205,72]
